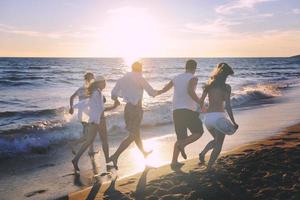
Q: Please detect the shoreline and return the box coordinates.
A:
[1,85,300,200]
[69,123,300,200]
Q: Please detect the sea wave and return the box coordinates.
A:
[231,83,287,107]
[0,107,65,119]
[0,82,292,157]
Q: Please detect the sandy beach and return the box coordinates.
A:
[69,123,300,200]
[1,84,300,200]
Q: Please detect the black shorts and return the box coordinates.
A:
[173,109,203,140]
[124,103,143,134]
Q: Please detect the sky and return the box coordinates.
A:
[0,0,300,57]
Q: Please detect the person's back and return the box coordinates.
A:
[118,72,144,104]
[112,68,157,106]
[157,59,203,167]
[173,72,197,111]
[109,62,157,169]
[206,85,229,113]
[199,63,238,169]
[77,86,88,101]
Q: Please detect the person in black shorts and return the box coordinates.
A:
[157,60,204,169]
[173,109,203,140]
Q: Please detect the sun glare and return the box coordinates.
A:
[102,8,163,65]
[129,139,167,171]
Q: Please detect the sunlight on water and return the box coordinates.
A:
[122,56,141,70]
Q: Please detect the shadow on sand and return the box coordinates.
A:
[103,166,154,200]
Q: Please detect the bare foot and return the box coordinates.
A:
[68,142,77,155]
[170,162,184,171]
[143,150,153,158]
[108,155,119,170]
[205,165,215,172]
[199,153,205,165]
[72,159,80,172]
[177,144,187,159]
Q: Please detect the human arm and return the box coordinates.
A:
[157,80,173,96]
[69,90,78,114]
[104,99,120,112]
[111,80,121,101]
[188,77,201,104]
[140,76,158,97]
[225,85,238,129]
[199,87,208,112]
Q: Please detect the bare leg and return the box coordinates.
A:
[171,141,181,164]
[98,118,109,163]
[70,124,88,154]
[199,140,214,164]
[109,134,134,168]
[199,129,217,164]
[207,131,225,169]
[177,134,201,159]
[72,124,97,171]
[70,124,95,155]
[134,130,152,157]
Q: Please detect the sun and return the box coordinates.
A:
[101,8,163,66]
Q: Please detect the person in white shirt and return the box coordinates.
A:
[72,76,119,172]
[157,60,204,170]
[69,72,95,155]
[108,62,158,169]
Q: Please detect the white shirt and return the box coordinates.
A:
[88,89,105,124]
[75,86,88,101]
[111,72,157,106]
[172,72,197,111]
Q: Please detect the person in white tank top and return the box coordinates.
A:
[172,72,198,111]
[157,60,204,169]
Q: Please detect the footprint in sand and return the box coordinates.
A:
[24,189,48,197]
[243,149,255,153]
[119,179,136,186]
[62,172,76,177]
[282,137,298,141]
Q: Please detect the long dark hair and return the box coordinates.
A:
[87,81,99,97]
[205,63,234,91]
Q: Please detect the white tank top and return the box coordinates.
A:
[172,72,197,111]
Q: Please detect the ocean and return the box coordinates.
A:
[0,57,300,158]
[1,57,300,200]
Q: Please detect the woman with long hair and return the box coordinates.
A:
[72,76,119,172]
[199,63,239,170]
[69,72,95,155]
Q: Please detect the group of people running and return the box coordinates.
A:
[69,59,239,173]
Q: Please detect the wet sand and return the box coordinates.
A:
[69,124,300,200]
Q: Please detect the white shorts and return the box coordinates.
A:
[203,112,237,135]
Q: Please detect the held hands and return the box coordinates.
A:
[69,107,74,115]
[113,99,121,107]
[155,89,164,96]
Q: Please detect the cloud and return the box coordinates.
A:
[0,23,100,39]
[171,28,300,57]
[292,8,300,15]
[216,0,275,14]
[258,13,273,17]
[183,18,240,36]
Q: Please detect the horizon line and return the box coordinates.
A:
[0,55,297,59]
